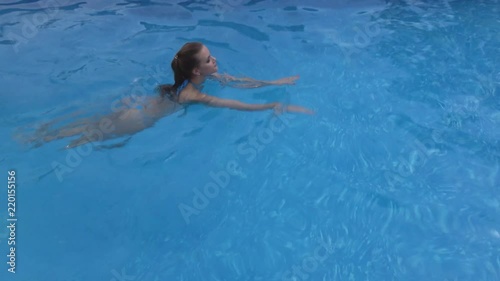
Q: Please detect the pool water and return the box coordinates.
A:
[0,0,499,280]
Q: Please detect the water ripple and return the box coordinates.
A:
[198,19,269,41]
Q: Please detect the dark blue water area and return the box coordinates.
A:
[0,0,499,280]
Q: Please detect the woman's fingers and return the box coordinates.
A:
[273,103,314,115]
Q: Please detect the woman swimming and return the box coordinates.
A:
[24,42,313,148]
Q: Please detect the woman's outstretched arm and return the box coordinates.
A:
[191,93,314,114]
[210,73,299,89]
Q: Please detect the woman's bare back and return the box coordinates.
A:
[19,96,182,149]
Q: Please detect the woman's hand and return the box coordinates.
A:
[273,103,314,115]
[270,75,300,85]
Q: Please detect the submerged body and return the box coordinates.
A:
[26,95,181,148]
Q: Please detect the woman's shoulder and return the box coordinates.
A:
[178,83,204,104]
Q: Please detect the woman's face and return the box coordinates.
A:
[194,45,218,76]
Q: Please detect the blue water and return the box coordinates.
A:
[0,0,499,280]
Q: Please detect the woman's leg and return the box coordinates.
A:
[42,124,90,142]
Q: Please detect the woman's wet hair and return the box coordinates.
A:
[157,42,204,100]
